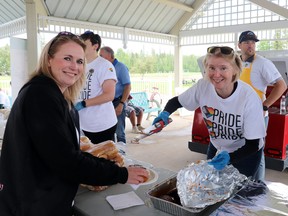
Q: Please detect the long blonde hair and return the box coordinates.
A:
[29,33,86,104]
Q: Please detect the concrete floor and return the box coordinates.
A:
[122,112,288,186]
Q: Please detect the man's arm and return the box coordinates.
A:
[263,79,287,107]
[121,83,131,103]
[85,79,116,107]
[115,83,131,116]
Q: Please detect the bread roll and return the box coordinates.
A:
[80,136,92,151]
[80,136,91,144]
[110,154,124,166]
[104,148,119,158]
[81,140,125,192]
[80,143,92,151]
[86,140,116,157]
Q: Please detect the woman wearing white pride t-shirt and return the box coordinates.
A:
[153,46,266,181]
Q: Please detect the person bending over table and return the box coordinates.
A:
[0,32,148,216]
[153,46,266,180]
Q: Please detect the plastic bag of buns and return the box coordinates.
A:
[79,136,124,191]
[79,136,93,151]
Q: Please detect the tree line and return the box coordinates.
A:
[113,49,201,75]
[0,45,10,76]
[0,45,202,76]
[1,30,287,76]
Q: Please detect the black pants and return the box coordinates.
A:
[207,143,262,180]
[82,124,117,144]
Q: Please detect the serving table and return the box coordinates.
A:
[73,167,176,216]
[73,166,288,216]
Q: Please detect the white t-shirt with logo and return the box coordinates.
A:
[78,56,117,132]
[178,78,266,153]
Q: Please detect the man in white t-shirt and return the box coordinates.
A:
[75,31,118,144]
[238,30,287,181]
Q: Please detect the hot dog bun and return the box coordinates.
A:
[86,140,116,157]
[81,139,125,192]
[80,136,92,151]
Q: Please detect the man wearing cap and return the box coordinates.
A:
[238,30,287,181]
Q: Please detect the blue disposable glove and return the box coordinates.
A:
[152,111,170,125]
[208,151,230,170]
[75,101,85,111]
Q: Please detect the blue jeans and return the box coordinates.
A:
[254,115,269,181]
[115,103,126,143]
[207,143,263,180]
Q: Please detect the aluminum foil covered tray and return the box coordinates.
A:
[146,175,228,216]
[177,160,247,209]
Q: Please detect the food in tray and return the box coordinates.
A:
[177,160,247,208]
[80,137,125,191]
[159,188,181,205]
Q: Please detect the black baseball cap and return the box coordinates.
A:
[239,31,259,43]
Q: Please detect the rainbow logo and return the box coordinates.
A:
[202,106,214,118]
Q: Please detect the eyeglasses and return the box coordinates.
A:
[207,46,234,55]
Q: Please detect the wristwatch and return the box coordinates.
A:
[120,101,125,105]
[263,105,269,111]
[81,100,86,108]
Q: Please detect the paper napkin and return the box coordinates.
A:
[106,191,145,210]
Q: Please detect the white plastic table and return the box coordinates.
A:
[73,167,176,216]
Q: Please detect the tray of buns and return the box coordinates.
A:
[79,136,124,191]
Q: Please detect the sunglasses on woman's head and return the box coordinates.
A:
[207,46,234,55]
[49,31,82,54]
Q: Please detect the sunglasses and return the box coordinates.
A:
[207,46,234,55]
[53,31,81,40]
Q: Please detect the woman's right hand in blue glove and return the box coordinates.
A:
[208,151,230,170]
[152,111,170,125]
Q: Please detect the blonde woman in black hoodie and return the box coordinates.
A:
[0,32,148,216]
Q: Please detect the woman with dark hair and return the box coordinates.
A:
[0,32,148,216]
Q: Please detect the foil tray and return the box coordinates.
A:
[146,175,234,216]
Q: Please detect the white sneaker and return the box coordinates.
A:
[137,125,145,132]
[132,126,141,134]
[117,141,126,146]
